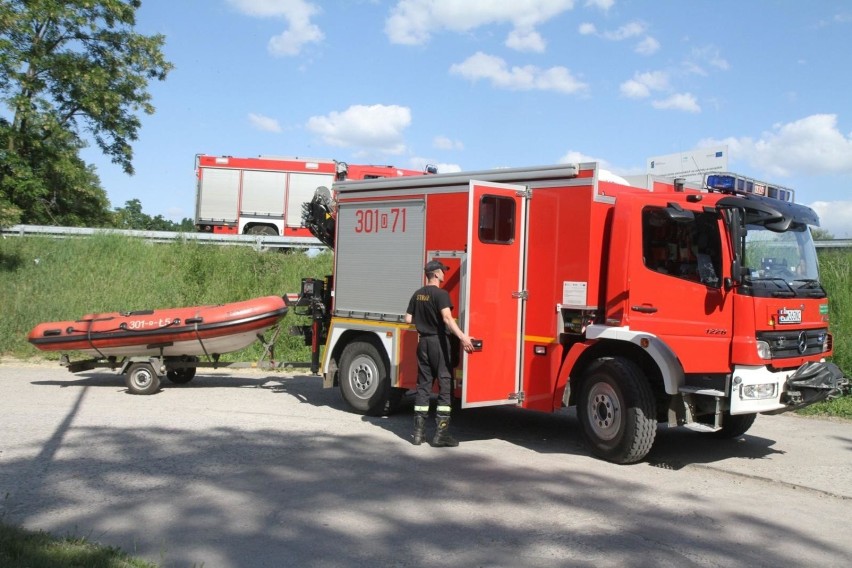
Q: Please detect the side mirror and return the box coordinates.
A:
[664,202,695,223]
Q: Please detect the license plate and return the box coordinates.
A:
[778,308,802,324]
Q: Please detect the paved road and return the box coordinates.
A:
[1,361,850,567]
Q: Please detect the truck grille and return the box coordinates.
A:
[757,328,827,359]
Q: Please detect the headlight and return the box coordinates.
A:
[741,383,777,400]
[756,340,771,359]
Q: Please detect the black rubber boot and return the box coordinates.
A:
[432,416,459,447]
[412,415,427,446]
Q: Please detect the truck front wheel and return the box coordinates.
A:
[577,357,656,464]
[712,412,756,439]
[339,340,397,416]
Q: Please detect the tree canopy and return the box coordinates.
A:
[0,0,172,227]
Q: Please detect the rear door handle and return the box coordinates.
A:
[631,305,658,314]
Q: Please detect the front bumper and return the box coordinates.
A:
[729,361,849,415]
[766,361,849,414]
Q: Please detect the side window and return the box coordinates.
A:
[642,207,722,287]
[479,195,515,244]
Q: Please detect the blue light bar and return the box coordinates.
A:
[704,172,795,203]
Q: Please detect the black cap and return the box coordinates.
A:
[424,260,449,273]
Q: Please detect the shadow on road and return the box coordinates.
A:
[7,370,849,567]
[30,370,791,469]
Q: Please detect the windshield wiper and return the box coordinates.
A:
[792,279,827,297]
[745,277,796,297]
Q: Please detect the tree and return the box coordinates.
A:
[112,198,193,231]
[0,0,172,226]
[1,115,112,227]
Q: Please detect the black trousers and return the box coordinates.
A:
[414,334,452,416]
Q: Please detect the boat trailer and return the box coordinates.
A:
[57,323,311,395]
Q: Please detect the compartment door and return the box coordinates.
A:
[462,181,527,408]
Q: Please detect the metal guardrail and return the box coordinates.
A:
[2,224,849,250]
[815,239,852,249]
[1,224,321,251]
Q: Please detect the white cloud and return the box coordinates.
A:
[809,201,852,238]
[652,93,701,113]
[635,36,660,55]
[306,104,412,154]
[248,113,282,132]
[582,20,659,55]
[385,0,575,52]
[450,52,588,94]
[602,21,646,40]
[410,157,461,173]
[434,136,464,150]
[228,0,324,56]
[685,45,729,75]
[578,22,596,35]
[698,114,852,177]
[559,150,609,167]
[506,28,546,53]
[619,71,668,98]
[585,0,614,9]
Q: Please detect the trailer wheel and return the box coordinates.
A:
[339,340,394,416]
[126,363,161,395]
[712,412,756,439]
[166,357,198,384]
[577,357,656,464]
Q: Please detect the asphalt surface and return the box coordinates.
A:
[1,360,850,568]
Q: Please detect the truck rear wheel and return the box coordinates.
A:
[246,225,277,236]
[339,340,396,416]
[126,363,161,395]
[577,357,656,464]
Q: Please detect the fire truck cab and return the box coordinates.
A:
[292,163,847,463]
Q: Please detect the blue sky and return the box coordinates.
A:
[83,0,852,237]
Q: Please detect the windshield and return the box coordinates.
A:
[742,223,824,297]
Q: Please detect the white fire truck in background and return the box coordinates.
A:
[289,162,848,463]
[193,154,429,237]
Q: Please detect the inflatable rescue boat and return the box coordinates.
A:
[28,295,288,357]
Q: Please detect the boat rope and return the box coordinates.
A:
[193,321,212,362]
[86,319,108,360]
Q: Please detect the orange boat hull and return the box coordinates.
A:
[28,296,288,357]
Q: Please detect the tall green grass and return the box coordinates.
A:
[819,250,851,375]
[0,235,332,363]
[797,249,852,418]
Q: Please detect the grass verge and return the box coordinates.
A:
[0,521,155,568]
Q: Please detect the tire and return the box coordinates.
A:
[126,363,161,395]
[338,340,394,416]
[166,357,198,384]
[577,357,657,464]
[246,225,277,236]
[712,412,756,439]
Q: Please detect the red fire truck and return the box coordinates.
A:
[194,154,428,237]
[289,163,848,463]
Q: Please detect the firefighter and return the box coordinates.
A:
[405,260,474,446]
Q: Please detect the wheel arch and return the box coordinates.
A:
[566,338,671,408]
[242,222,279,235]
[327,328,392,388]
